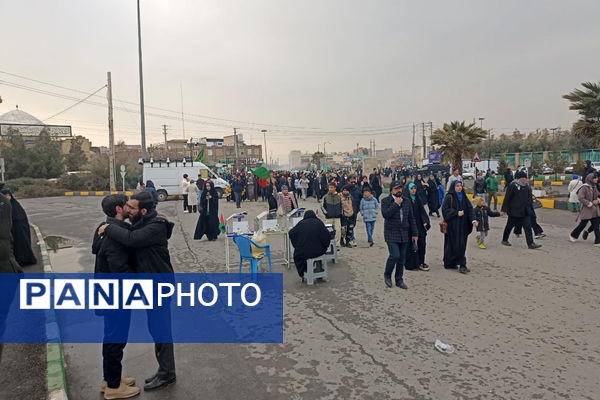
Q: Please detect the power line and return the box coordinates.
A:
[44,85,107,121]
[0,70,416,132]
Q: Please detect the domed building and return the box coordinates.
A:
[0,106,90,157]
[0,107,72,145]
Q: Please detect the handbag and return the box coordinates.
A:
[439,195,453,233]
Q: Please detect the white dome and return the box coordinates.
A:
[0,109,44,125]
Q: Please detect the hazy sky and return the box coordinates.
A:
[1,0,599,164]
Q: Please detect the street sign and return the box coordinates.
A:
[472,152,481,162]
[120,171,127,178]
[120,166,127,191]
[120,164,126,172]
[524,158,531,168]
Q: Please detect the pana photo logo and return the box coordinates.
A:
[20,278,261,310]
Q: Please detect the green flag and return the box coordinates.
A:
[251,166,270,179]
[195,146,205,163]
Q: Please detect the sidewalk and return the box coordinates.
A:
[0,227,46,400]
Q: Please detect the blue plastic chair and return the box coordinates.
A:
[232,235,273,277]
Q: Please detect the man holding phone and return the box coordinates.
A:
[381,180,418,289]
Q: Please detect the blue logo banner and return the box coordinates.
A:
[0,273,283,343]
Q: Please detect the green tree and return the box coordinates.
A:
[25,129,64,178]
[64,138,88,171]
[563,81,600,145]
[312,151,324,170]
[497,155,508,175]
[0,129,29,179]
[431,121,487,170]
[547,145,568,180]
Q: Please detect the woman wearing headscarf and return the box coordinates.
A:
[441,181,477,274]
[426,175,441,217]
[194,181,220,241]
[405,183,431,271]
[0,189,37,266]
[144,180,159,206]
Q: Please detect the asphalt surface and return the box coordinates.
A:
[20,195,600,400]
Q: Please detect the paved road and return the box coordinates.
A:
[21,196,600,400]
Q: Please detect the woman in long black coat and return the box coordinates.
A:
[0,189,37,266]
[405,183,431,271]
[2,189,37,266]
[426,175,441,217]
[194,181,220,241]
[441,181,476,274]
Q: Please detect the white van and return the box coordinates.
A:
[142,161,228,201]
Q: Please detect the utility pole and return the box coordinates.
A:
[233,127,239,172]
[107,72,116,191]
[422,122,426,161]
[137,0,147,160]
[162,125,168,158]
[261,129,267,166]
[412,123,416,166]
[180,84,185,139]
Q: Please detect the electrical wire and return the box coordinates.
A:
[44,85,107,121]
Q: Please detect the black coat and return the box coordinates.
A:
[347,184,362,214]
[0,193,23,273]
[442,188,474,267]
[426,179,440,211]
[104,210,175,273]
[7,196,37,266]
[381,194,418,243]
[474,206,500,232]
[194,188,220,240]
[410,196,430,236]
[92,218,134,273]
[288,211,331,261]
[501,182,532,218]
[474,178,487,194]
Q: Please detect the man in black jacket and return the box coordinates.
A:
[288,210,331,279]
[99,191,176,391]
[381,181,418,289]
[93,194,140,399]
[501,171,542,249]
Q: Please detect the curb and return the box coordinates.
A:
[63,191,183,200]
[466,193,557,209]
[30,223,69,400]
[65,190,133,197]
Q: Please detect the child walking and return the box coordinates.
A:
[359,187,379,246]
[473,196,500,249]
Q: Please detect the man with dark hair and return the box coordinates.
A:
[98,191,176,391]
[381,180,418,289]
[93,195,140,399]
[501,171,542,249]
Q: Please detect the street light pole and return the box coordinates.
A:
[261,129,267,166]
[137,0,147,161]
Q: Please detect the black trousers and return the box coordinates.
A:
[147,300,176,379]
[503,216,533,246]
[514,213,543,235]
[103,310,131,389]
[187,205,197,213]
[572,217,600,244]
[182,195,189,211]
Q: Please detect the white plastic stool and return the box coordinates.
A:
[304,256,329,285]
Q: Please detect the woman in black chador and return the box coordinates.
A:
[0,189,37,266]
[194,181,220,241]
[441,181,476,274]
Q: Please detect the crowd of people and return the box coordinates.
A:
[3,158,600,399]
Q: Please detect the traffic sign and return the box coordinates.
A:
[524,158,531,168]
[472,152,481,162]
[120,164,126,172]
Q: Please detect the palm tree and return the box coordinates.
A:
[430,121,487,170]
[563,81,600,144]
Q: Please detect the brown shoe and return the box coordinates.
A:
[101,377,136,392]
[104,383,140,400]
